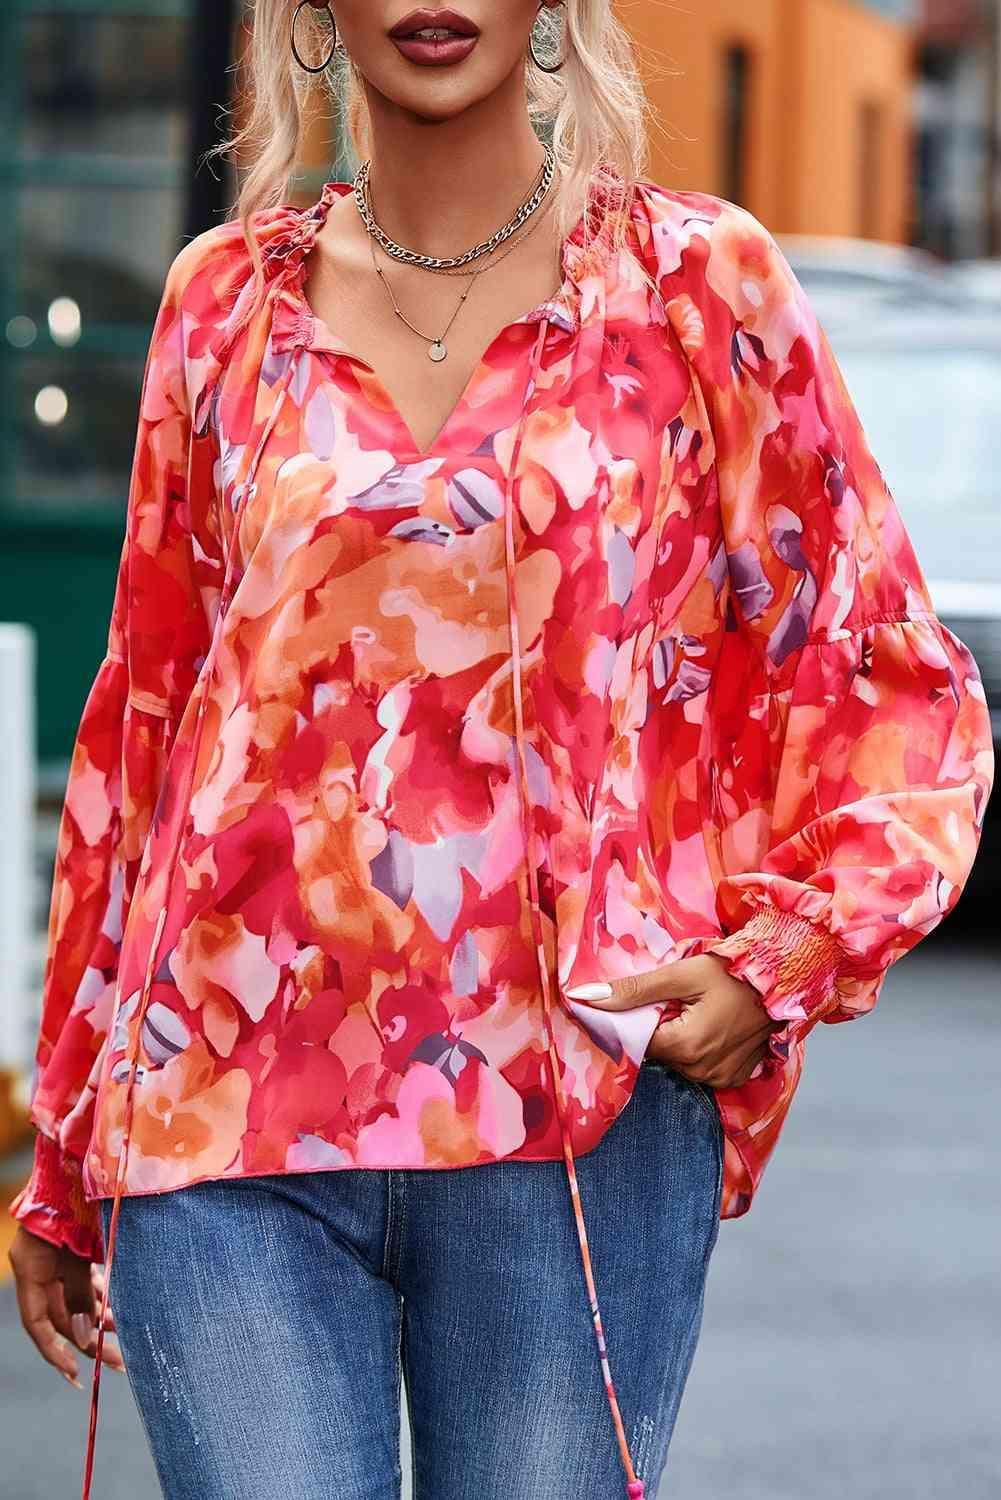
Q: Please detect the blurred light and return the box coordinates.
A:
[6,315,37,349]
[35,386,68,426]
[48,296,81,347]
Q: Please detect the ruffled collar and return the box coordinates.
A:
[268,176,593,356]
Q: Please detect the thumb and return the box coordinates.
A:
[61,1249,97,1353]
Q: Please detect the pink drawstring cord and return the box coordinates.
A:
[504,317,646,1500]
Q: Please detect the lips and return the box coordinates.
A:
[388,8,480,39]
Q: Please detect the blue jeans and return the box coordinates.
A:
[99,1060,724,1500]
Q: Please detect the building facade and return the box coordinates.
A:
[914,0,1001,257]
[630,0,915,241]
[2,0,200,767]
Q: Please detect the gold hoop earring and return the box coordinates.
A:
[291,0,341,73]
[529,1,567,73]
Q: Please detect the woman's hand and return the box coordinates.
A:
[8,1225,125,1387]
[565,955,787,1090]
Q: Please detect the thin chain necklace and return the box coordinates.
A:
[364,166,559,362]
[353,146,556,271]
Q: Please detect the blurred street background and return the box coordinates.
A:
[1,0,998,1495]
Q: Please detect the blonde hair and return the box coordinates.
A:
[207,1,661,333]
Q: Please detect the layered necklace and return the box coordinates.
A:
[351,146,558,362]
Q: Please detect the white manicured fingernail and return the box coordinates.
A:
[71,1313,94,1351]
[564,982,613,1001]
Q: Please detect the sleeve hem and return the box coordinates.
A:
[8,1131,106,1263]
[706,903,845,1027]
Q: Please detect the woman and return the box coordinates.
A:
[9,2,993,1497]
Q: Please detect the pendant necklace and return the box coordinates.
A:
[365,232,482,362]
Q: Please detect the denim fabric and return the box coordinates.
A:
[99,1061,723,1500]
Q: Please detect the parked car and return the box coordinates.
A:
[948,258,1001,310]
[777,233,963,334]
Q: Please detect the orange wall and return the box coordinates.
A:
[627,0,787,224]
[629,0,914,241]
[786,0,913,240]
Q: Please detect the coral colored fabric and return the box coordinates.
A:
[12,176,994,1271]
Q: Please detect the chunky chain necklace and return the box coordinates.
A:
[366,186,558,362]
[352,146,557,271]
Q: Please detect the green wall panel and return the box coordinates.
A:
[5,516,121,762]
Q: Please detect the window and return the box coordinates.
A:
[0,2,193,521]
[721,44,752,207]
[858,97,884,239]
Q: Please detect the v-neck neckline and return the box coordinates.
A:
[270,177,596,463]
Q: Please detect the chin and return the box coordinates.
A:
[387,81,490,124]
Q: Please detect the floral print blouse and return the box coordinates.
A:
[11,176,993,1483]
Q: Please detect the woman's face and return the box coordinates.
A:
[330,1,564,121]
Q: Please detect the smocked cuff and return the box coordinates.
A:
[8,1131,106,1263]
[707,903,844,1027]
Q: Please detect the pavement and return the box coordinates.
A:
[2,925,998,1499]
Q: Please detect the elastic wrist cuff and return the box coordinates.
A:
[708,903,844,1026]
[8,1130,106,1262]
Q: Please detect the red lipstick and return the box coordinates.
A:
[388,8,480,66]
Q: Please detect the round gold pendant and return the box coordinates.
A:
[428,340,447,362]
